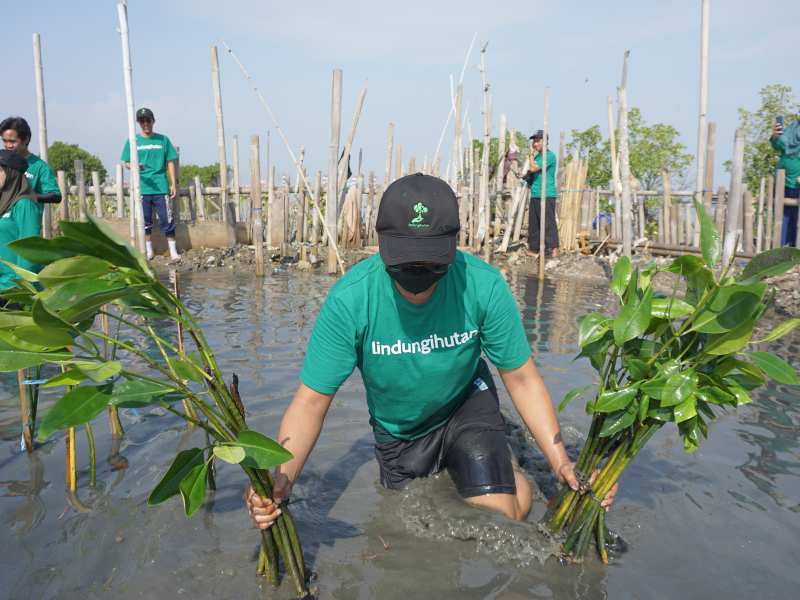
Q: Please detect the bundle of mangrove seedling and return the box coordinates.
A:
[0,217,308,597]
[546,202,800,563]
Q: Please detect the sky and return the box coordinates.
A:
[5,0,798,188]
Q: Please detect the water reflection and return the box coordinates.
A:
[0,451,48,535]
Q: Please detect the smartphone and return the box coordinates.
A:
[776,115,785,128]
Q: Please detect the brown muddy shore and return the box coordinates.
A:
[149,242,800,316]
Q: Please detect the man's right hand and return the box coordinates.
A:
[773,123,784,138]
[244,472,293,530]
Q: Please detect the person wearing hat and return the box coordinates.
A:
[245,173,617,529]
[525,130,559,258]
[0,149,43,290]
[770,118,800,246]
[120,108,180,260]
[0,116,62,218]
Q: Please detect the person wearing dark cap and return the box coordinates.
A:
[0,150,43,290]
[245,173,617,529]
[120,108,180,260]
[1,116,62,218]
[525,130,559,257]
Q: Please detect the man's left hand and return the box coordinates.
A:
[557,462,619,511]
[169,183,177,199]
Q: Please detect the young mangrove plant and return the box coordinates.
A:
[0,217,308,597]
[546,202,800,563]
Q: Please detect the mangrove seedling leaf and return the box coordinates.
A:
[42,368,88,388]
[0,311,34,329]
[594,387,638,413]
[7,235,87,265]
[638,394,650,423]
[661,370,698,407]
[37,256,114,288]
[31,299,73,331]
[623,357,651,380]
[213,444,246,464]
[703,319,755,355]
[599,404,638,437]
[651,297,695,320]
[752,318,800,344]
[148,448,205,505]
[738,247,800,283]
[690,283,766,334]
[169,356,206,383]
[647,406,674,422]
[641,376,668,400]
[610,257,632,299]
[179,463,208,517]
[578,313,611,348]
[71,360,123,382]
[673,395,697,423]
[0,349,72,372]
[613,288,652,346]
[236,430,294,470]
[111,378,179,408]
[0,259,39,283]
[725,383,752,406]
[747,351,800,385]
[37,385,112,440]
[696,386,736,406]
[9,325,73,349]
[694,199,721,268]
[679,417,700,453]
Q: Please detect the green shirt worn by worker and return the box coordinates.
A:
[120,133,178,195]
[25,153,60,218]
[0,197,41,289]
[529,149,558,198]
[299,251,532,442]
[770,136,800,190]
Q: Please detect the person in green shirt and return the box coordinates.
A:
[245,174,617,530]
[0,116,62,221]
[120,108,180,260]
[0,150,42,291]
[525,130,560,258]
[770,119,800,246]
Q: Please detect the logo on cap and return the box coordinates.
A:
[409,202,430,229]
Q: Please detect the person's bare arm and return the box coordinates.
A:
[167,160,177,198]
[246,383,333,529]
[499,357,617,509]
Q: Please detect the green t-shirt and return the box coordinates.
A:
[25,153,61,219]
[300,251,532,441]
[770,136,800,190]
[120,133,177,195]
[529,149,558,198]
[0,198,42,288]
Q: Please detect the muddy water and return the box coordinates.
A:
[1,268,798,600]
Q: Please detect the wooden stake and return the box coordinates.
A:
[338,84,368,198]
[766,175,774,251]
[539,88,550,280]
[607,96,621,241]
[477,44,491,251]
[75,160,87,222]
[773,170,785,248]
[743,189,754,255]
[115,164,124,218]
[57,170,69,224]
[364,171,376,245]
[116,0,146,252]
[755,177,766,252]
[232,135,241,222]
[311,171,322,244]
[694,0,710,225]
[32,33,52,238]
[327,69,343,275]
[662,169,673,245]
[92,171,103,218]
[250,135,264,276]
[723,128,745,265]
[194,176,206,221]
[384,122,395,187]
[703,122,717,215]
[66,426,77,492]
[210,46,229,222]
[617,87,633,257]
[18,370,32,452]
[396,144,403,180]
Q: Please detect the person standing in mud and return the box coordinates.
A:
[120,108,180,261]
[0,117,62,219]
[525,130,559,258]
[770,117,800,246]
[246,173,617,529]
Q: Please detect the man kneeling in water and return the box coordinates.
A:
[245,174,617,528]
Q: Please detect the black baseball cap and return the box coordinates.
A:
[136,108,155,121]
[376,173,460,266]
[529,129,544,140]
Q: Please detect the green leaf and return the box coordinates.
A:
[0,259,39,283]
[753,318,800,344]
[651,297,695,320]
[0,311,34,329]
[578,313,611,348]
[557,384,593,412]
[726,384,752,406]
[667,255,706,276]
[647,406,674,422]
[0,329,51,352]
[37,385,111,439]
[704,319,755,355]
[696,386,736,406]
[8,325,73,349]
[610,257,632,298]
[71,360,122,382]
[613,288,652,346]
[594,387,638,413]
[748,351,800,385]
[599,404,637,437]
[179,463,208,517]
[58,218,150,274]
[148,448,205,505]
[641,376,668,400]
[694,199,721,268]
[0,349,72,371]
[623,357,651,380]
[7,235,87,265]
[661,370,698,407]
[169,356,206,383]
[638,395,650,423]
[44,280,145,324]
[37,256,114,288]
[690,283,766,334]
[31,299,73,331]
[739,247,800,283]
[236,430,294,470]
[679,417,700,453]
[213,445,246,464]
[673,395,697,423]
[42,368,88,388]
[111,378,179,408]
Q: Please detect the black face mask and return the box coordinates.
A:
[386,263,448,295]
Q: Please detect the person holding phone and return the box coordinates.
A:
[770,116,800,246]
[524,130,559,258]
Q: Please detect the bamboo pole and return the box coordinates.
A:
[539,88,550,280]
[743,190,754,255]
[92,171,103,218]
[75,160,87,222]
[194,176,206,220]
[66,426,77,492]
[454,84,464,183]
[115,164,124,218]
[408,157,416,175]
[32,33,52,238]
[773,170,785,248]
[18,370,32,452]
[209,46,229,222]
[116,0,145,252]
[364,171,376,245]
[607,96,621,241]
[338,84,368,198]
[232,135,241,222]
[57,170,69,224]
[477,44,491,254]
[498,182,526,252]
[715,186,727,236]
[326,69,343,274]
[250,135,264,276]
[723,128,745,265]
[494,114,507,240]
[765,175,774,250]
[694,0,710,243]
[755,177,766,252]
[311,171,322,244]
[618,87,633,257]
[396,144,403,180]
[703,122,717,215]
[557,130,566,193]
[384,122,395,187]
[100,308,124,436]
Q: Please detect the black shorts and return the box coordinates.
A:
[374,367,516,498]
